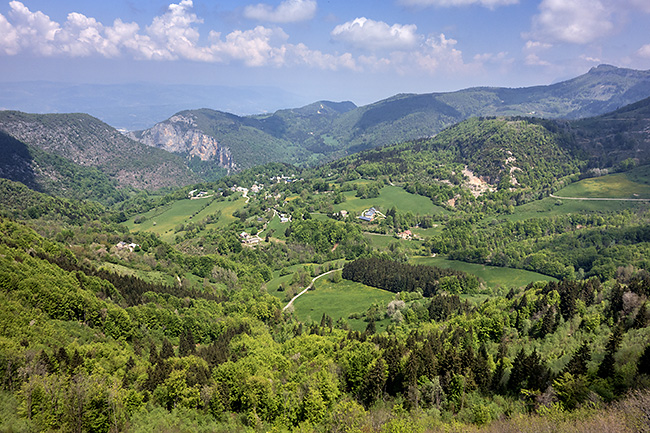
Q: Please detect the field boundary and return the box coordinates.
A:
[283,268,341,312]
[550,194,650,202]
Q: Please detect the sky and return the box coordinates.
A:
[1,0,650,107]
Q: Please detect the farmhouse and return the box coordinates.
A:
[116,241,139,252]
[359,207,386,222]
[240,232,263,245]
[397,230,413,240]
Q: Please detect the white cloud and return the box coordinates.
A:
[524,40,552,51]
[0,13,19,54]
[524,53,551,67]
[412,33,465,72]
[638,44,650,58]
[579,54,601,63]
[210,26,288,66]
[529,0,614,45]
[244,0,316,23]
[400,0,517,8]
[287,43,359,70]
[474,51,509,63]
[7,0,60,55]
[331,17,420,51]
[0,0,477,76]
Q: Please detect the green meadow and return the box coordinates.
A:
[126,194,248,242]
[505,196,648,221]
[99,262,177,287]
[409,256,556,290]
[291,278,395,332]
[333,185,448,216]
[555,166,650,199]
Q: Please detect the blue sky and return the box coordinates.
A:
[1,0,650,106]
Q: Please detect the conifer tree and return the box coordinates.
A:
[597,325,623,379]
[179,327,196,357]
[160,338,175,360]
[562,342,591,377]
[638,344,650,376]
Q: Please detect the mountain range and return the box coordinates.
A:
[130,64,650,171]
[0,111,198,203]
[0,81,308,131]
[2,64,650,204]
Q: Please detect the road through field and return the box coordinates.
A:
[282,268,341,312]
[550,194,650,202]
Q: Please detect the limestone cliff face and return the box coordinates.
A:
[132,114,235,170]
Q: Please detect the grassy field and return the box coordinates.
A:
[263,214,287,240]
[505,196,648,221]
[292,278,394,332]
[99,262,177,286]
[125,195,247,242]
[409,256,556,289]
[333,186,448,216]
[554,165,650,199]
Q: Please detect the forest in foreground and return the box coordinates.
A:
[2,108,650,432]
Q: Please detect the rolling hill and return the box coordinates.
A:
[132,64,650,170]
[0,111,199,197]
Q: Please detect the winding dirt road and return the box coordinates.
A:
[550,194,650,202]
[282,268,342,312]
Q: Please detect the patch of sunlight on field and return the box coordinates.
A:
[409,256,555,289]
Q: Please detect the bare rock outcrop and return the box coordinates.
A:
[132,114,235,170]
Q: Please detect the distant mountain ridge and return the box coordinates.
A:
[0,111,199,201]
[0,82,308,130]
[132,65,650,170]
[316,95,650,211]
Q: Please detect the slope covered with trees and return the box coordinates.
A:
[133,65,650,169]
[0,111,199,191]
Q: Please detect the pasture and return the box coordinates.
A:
[505,196,648,221]
[555,166,650,199]
[125,194,247,242]
[333,185,448,216]
[291,278,395,332]
[409,256,556,290]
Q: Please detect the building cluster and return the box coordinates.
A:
[115,241,140,252]
[240,232,263,245]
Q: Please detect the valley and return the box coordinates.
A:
[1,66,650,433]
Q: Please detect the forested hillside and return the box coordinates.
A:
[2,142,650,432]
[0,111,199,191]
[132,65,650,169]
[3,74,650,432]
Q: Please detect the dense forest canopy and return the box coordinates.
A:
[2,95,650,432]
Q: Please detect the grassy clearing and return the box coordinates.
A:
[125,194,248,242]
[364,233,402,249]
[409,256,555,290]
[263,214,288,239]
[555,165,650,199]
[292,278,394,332]
[99,262,177,286]
[505,196,648,221]
[334,186,448,216]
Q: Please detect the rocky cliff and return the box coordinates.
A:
[131,114,235,170]
[0,111,198,191]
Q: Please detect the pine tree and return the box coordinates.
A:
[562,342,591,377]
[361,358,387,407]
[538,307,556,338]
[507,349,528,393]
[160,338,175,360]
[365,319,376,335]
[637,344,650,376]
[179,327,196,357]
[597,325,623,379]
